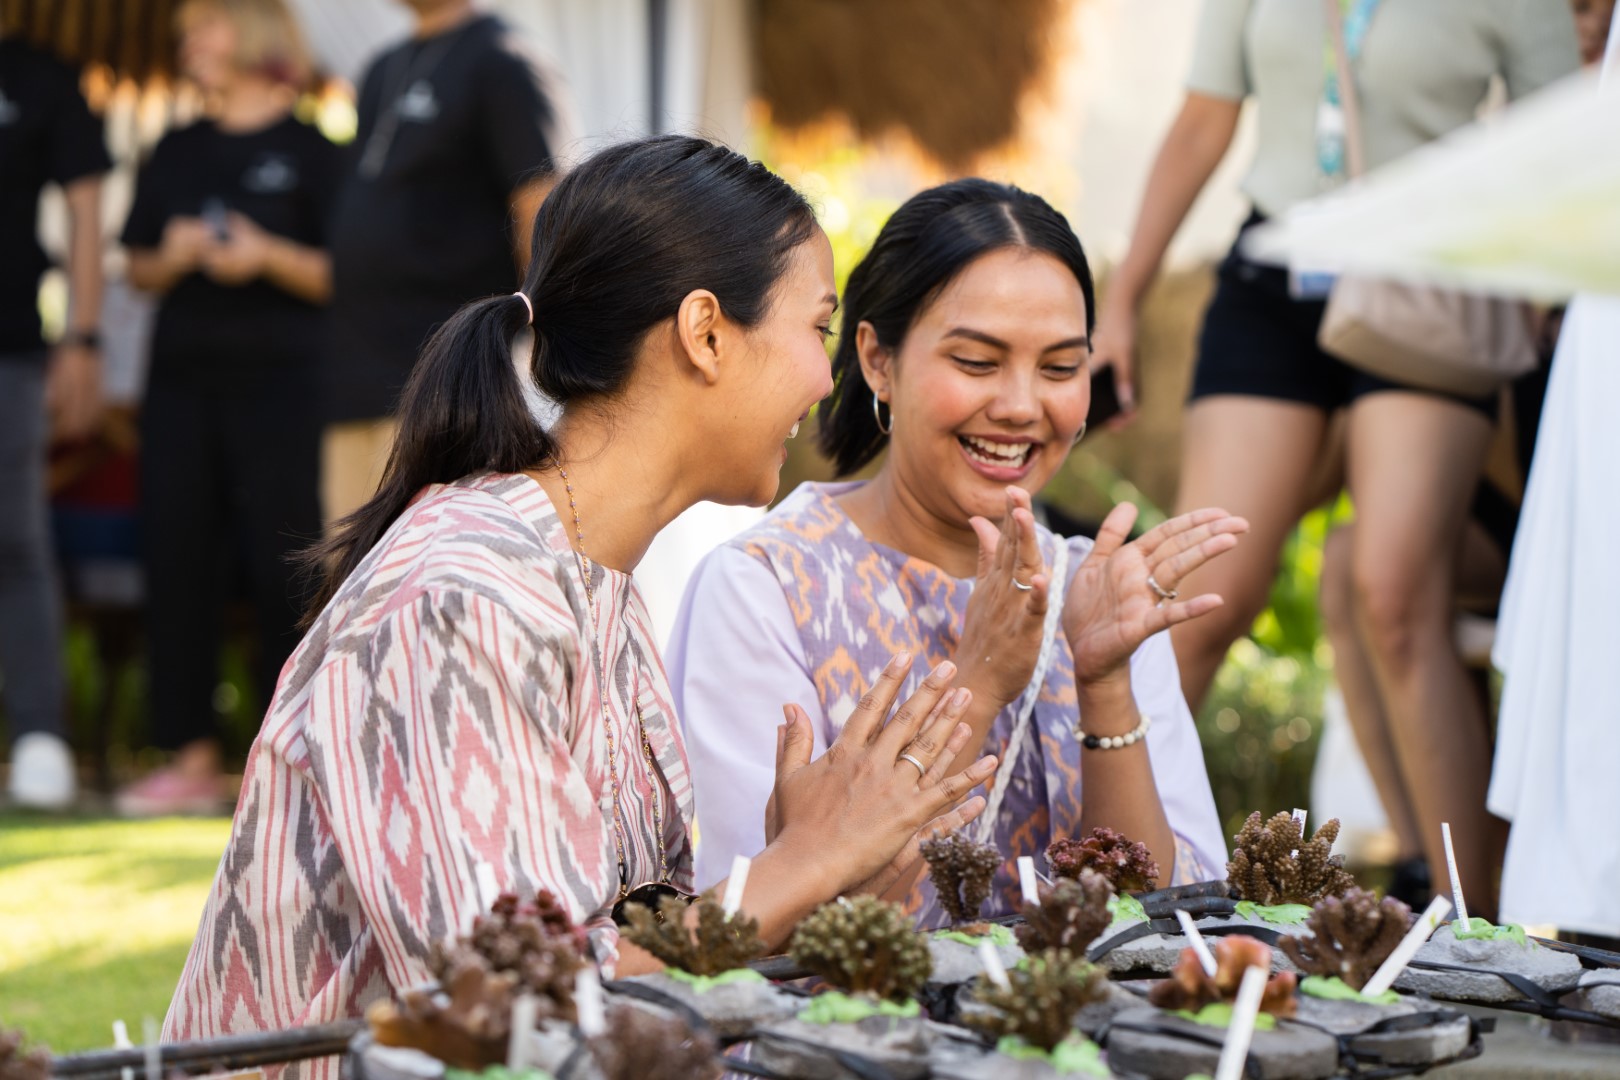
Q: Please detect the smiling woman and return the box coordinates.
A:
[669,179,1246,924]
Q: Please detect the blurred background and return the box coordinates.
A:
[0,0,1560,1049]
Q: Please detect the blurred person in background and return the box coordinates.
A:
[1089,0,1578,916]
[1573,0,1617,64]
[321,0,559,524]
[1319,0,1612,907]
[117,0,337,815]
[0,32,110,809]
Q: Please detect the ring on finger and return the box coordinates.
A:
[1011,576,1034,592]
[897,752,927,777]
[1147,573,1178,605]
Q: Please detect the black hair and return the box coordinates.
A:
[302,135,818,622]
[816,178,1095,477]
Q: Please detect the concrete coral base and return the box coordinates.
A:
[754,1013,934,1080]
[1101,1006,1339,1080]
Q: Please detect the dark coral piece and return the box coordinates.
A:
[587,1003,720,1080]
[0,1027,50,1080]
[1226,811,1357,906]
[1148,934,1297,1019]
[620,892,764,976]
[921,830,1003,925]
[1015,869,1114,957]
[1280,888,1412,990]
[789,896,932,1003]
[368,957,521,1069]
[1046,827,1159,894]
[964,949,1108,1051]
[375,887,587,1064]
[428,889,585,1023]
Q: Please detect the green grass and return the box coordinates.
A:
[0,812,230,1054]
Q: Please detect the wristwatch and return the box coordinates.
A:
[60,329,102,350]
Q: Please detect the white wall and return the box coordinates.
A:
[1067,0,1256,268]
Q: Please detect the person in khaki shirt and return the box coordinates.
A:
[1090,0,1578,918]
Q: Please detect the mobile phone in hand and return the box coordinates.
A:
[1087,365,1125,428]
[202,198,230,243]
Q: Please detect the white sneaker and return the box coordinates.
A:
[8,733,78,810]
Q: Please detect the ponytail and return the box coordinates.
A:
[299,291,548,623]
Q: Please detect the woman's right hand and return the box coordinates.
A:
[1088,303,1139,428]
[159,216,213,275]
[767,654,999,899]
[955,486,1051,711]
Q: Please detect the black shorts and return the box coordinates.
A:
[1189,212,1495,418]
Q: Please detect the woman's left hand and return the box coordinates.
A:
[200,212,272,285]
[1062,503,1249,685]
[845,795,988,901]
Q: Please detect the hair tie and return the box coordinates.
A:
[512,290,534,326]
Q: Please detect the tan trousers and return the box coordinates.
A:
[321,418,399,527]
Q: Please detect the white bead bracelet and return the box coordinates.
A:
[1078,712,1151,751]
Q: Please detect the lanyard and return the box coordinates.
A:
[357,32,462,180]
[1315,0,1382,181]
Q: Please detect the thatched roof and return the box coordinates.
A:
[1,0,181,85]
[756,0,1069,169]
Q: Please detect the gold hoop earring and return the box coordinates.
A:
[872,393,892,435]
[1072,421,1088,446]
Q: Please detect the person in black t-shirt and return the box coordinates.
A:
[323,0,559,523]
[1,35,112,809]
[117,0,338,815]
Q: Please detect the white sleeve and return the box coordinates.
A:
[665,544,825,892]
[1130,628,1230,882]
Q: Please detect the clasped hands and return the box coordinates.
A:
[159,212,275,286]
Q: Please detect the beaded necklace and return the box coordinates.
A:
[555,465,670,901]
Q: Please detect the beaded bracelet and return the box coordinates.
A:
[1079,712,1151,750]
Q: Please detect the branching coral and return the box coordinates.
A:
[921,830,1002,926]
[1227,812,1356,906]
[587,1004,720,1080]
[371,889,586,1067]
[368,958,521,1069]
[0,1027,49,1080]
[1046,827,1159,894]
[788,896,932,1003]
[1148,935,1297,1019]
[1015,869,1114,957]
[964,949,1109,1051]
[620,892,764,976]
[431,890,585,1019]
[1279,889,1411,990]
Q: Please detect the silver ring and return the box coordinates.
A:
[897,753,927,777]
[1012,577,1034,592]
[1147,573,1178,603]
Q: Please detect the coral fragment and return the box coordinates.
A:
[1046,827,1159,893]
[1226,811,1356,906]
[1279,888,1412,991]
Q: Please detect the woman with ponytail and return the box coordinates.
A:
[670,180,1242,924]
[164,137,997,1057]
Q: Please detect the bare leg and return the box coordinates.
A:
[1320,524,1425,861]
[1171,397,1333,711]
[1345,393,1503,918]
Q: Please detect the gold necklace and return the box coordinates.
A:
[556,464,670,899]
